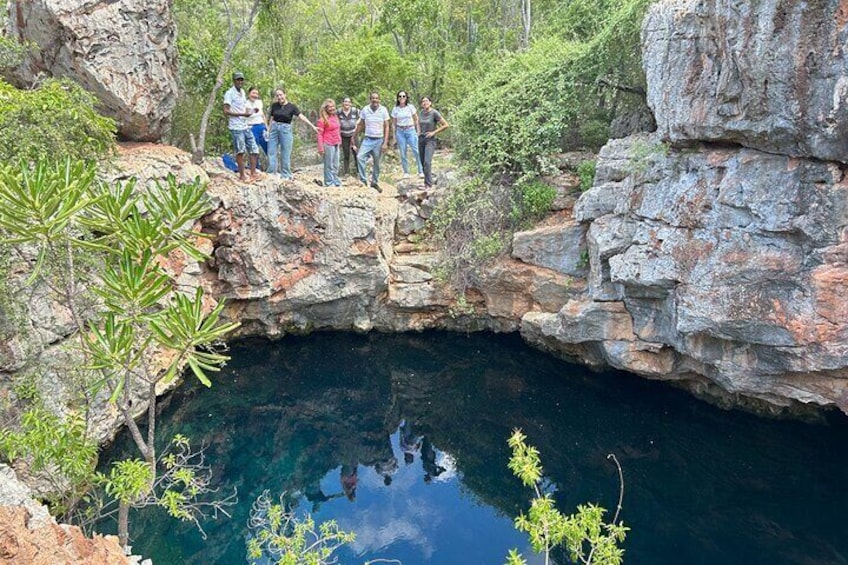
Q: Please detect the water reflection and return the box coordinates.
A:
[100,332,848,565]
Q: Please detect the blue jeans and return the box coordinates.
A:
[357,137,383,184]
[268,122,294,179]
[251,123,268,157]
[323,144,340,186]
[395,127,421,174]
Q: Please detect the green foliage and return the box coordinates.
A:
[0,79,115,163]
[0,406,98,512]
[0,407,96,485]
[0,36,34,70]
[506,429,628,565]
[103,459,154,505]
[247,491,356,565]
[518,180,557,219]
[430,176,511,290]
[454,0,651,180]
[577,160,596,192]
[298,33,414,109]
[0,159,239,541]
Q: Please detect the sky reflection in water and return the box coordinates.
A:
[100,332,848,565]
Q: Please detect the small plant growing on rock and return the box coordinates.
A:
[577,160,597,192]
[518,180,557,219]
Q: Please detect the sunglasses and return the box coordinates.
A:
[398,94,407,98]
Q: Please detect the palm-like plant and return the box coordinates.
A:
[0,158,239,548]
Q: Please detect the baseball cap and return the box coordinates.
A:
[233,71,245,80]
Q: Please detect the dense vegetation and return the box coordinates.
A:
[170,0,651,175]
[0,78,116,163]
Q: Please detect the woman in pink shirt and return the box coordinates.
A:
[317,99,342,187]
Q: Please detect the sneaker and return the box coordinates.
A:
[418,173,425,179]
[334,181,342,187]
[402,173,410,179]
[370,182,382,193]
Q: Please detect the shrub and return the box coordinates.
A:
[577,160,596,192]
[518,180,557,219]
[0,78,115,162]
[453,0,651,180]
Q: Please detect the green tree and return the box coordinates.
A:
[299,33,414,109]
[0,159,239,547]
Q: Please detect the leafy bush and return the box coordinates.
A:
[505,429,628,565]
[0,79,115,162]
[518,180,557,218]
[453,0,651,180]
[577,160,596,192]
[0,406,98,513]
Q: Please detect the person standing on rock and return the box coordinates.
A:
[245,86,268,161]
[418,96,449,190]
[337,97,360,177]
[317,98,342,187]
[223,72,261,183]
[353,92,390,192]
[266,88,319,180]
[391,90,422,179]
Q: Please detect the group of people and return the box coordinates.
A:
[223,72,449,191]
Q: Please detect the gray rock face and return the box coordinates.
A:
[511,223,588,277]
[523,133,848,413]
[0,465,51,529]
[4,0,178,141]
[642,0,848,162]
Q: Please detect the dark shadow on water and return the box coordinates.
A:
[99,331,848,565]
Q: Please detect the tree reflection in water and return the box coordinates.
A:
[101,331,848,565]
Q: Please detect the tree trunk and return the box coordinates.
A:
[118,500,130,550]
[192,0,263,164]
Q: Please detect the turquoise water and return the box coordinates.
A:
[101,332,848,564]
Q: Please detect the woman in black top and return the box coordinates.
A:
[265,88,318,180]
[337,97,360,176]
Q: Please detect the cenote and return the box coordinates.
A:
[101,332,848,564]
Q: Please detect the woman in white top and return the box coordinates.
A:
[390,90,422,179]
[245,86,268,158]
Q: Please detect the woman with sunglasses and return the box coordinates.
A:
[390,90,422,179]
[266,88,318,180]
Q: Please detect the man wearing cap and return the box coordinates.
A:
[223,72,261,182]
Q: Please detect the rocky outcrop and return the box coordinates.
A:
[0,465,137,565]
[643,0,848,162]
[3,0,178,141]
[109,144,575,340]
[520,0,848,415]
[522,133,848,413]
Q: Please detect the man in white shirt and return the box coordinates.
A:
[352,92,390,192]
[223,71,260,182]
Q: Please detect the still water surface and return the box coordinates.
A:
[102,332,848,564]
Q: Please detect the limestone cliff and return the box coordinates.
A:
[520,0,848,415]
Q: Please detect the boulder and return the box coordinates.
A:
[642,0,848,161]
[4,0,178,141]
